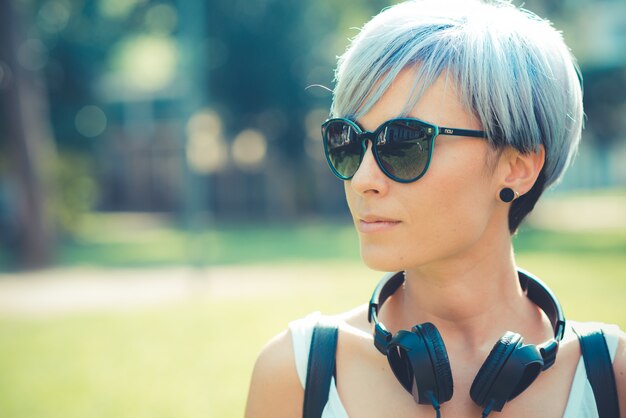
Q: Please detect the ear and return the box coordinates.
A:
[500,145,545,195]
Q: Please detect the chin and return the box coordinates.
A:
[360,242,407,272]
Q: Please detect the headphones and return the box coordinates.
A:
[368,268,566,417]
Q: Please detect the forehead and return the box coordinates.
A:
[358,67,482,132]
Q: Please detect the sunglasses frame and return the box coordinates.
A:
[321,117,487,183]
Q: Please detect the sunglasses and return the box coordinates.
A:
[321,117,487,183]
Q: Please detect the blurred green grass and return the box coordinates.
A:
[57,214,362,268]
[0,211,625,418]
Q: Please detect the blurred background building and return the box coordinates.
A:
[1,0,625,269]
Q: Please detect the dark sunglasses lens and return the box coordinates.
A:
[324,121,362,179]
[376,120,433,181]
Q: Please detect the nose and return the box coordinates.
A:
[348,140,389,196]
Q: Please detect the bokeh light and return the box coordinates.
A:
[109,34,178,93]
[186,109,227,174]
[37,0,72,34]
[75,105,107,138]
[144,3,178,35]
[98,0,148,19]
[231,129,267,171]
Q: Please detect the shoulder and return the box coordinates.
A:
[244,327,303,418]
[571,320,626,412]
[244,307,371,418]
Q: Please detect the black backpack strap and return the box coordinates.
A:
[302,318,339,418]
[572,324,621,418]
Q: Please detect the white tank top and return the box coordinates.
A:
[289,311,621,418]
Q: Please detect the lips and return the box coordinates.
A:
[357,215,401,233]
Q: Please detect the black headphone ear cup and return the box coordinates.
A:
[470,332,521,410]
[472,332,547,414]
[413,322,453,403]
[387,330,419,394]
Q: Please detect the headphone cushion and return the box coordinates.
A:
[470,331,521,406]
[414,322,453,403]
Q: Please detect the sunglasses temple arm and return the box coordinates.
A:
[438,126,487,138]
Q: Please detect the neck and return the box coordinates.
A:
[386,226,543,349]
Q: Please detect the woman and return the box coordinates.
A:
[245,1,625,417]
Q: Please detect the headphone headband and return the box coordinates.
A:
[368,268,566,370]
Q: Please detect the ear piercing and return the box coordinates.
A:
[499,187,520,203]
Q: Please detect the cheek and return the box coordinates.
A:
[395,144,497,264]
[343,142,499,271]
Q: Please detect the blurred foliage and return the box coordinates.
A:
[13,0,395,154]
[583,67,626,144]
[205,0,389,154]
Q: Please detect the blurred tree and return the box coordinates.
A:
[9,0,622,253]
[584,67,626,144]
[205,0,391,218]
[0,0,58,268]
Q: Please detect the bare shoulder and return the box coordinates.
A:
[244,329,302,418]
[244,306,371,418]
[336,303,370,333]
[613,328,626,414]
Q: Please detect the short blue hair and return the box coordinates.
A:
[331,0,583,232]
